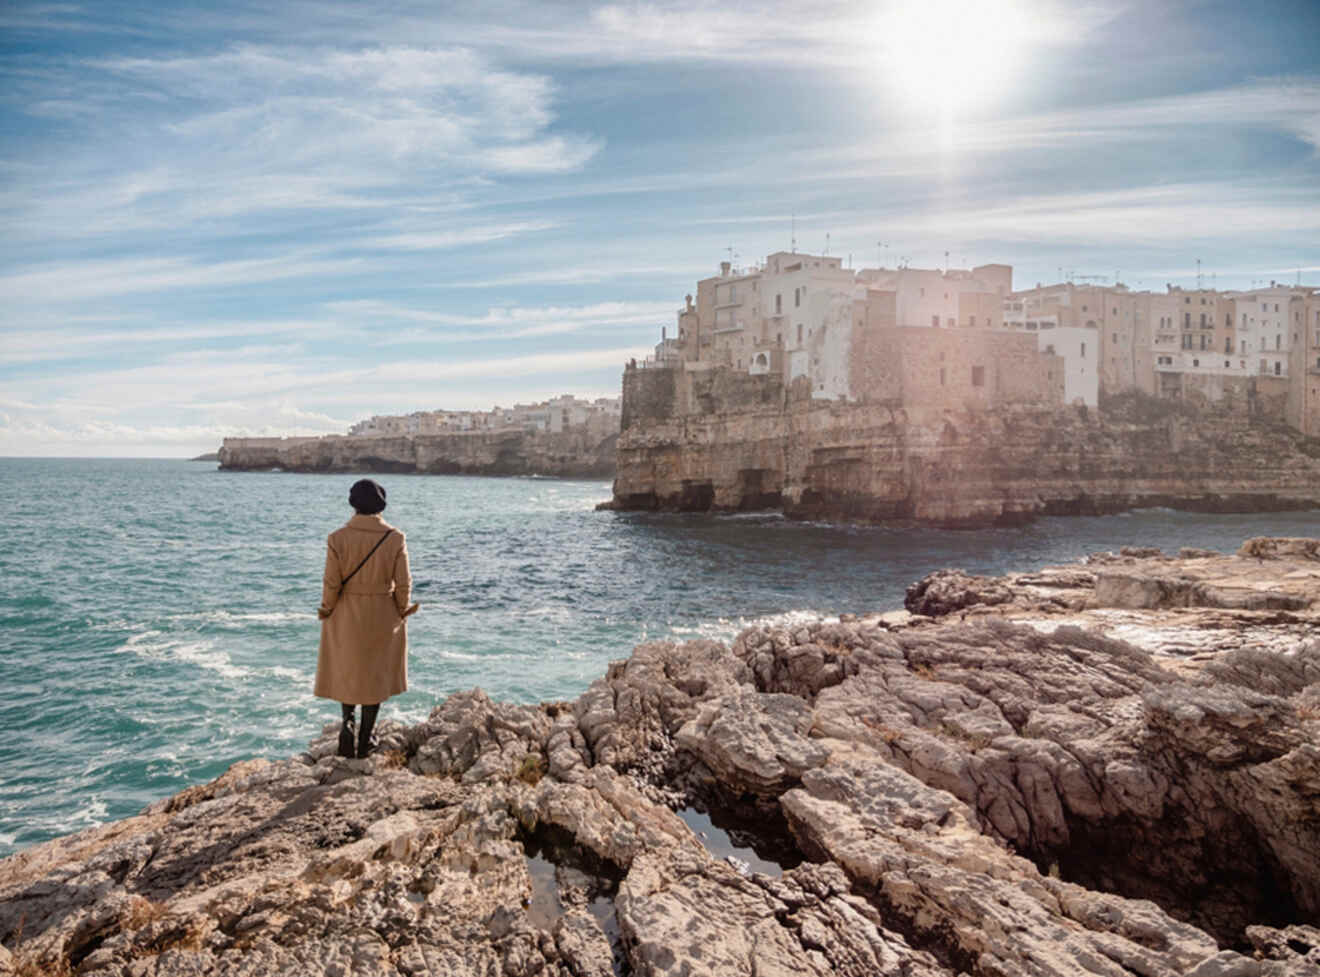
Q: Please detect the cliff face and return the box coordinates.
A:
[218,428,618,478]
[611,370,1320,525]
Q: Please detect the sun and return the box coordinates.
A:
[878,0,1031,120]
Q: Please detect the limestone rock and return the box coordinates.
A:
[4,539,1319,976]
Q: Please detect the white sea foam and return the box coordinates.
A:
[122,632,252,679]
[671,609,833,643]
[0,831,15,846]
[524,605,572,622]
[169,610,316,625]
[53,796,109,835]
[269,665,307,681]
[124,629,165,647]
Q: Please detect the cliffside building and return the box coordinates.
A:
[673,251,1028,405]
[347,396,621,439]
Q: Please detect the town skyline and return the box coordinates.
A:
[2,0,1319,457]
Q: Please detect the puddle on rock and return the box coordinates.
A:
[520,826,630,975]
[678,804,803,876]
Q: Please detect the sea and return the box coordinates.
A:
[1,456,1318,858]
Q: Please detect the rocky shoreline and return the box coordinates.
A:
[217,429,617,479]
[3,539,1319,976]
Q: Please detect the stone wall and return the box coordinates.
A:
[219,427,617,478]
[620,364,679,429]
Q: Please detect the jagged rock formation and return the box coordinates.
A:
[3,540,1320,976]
[218,428,617,478]
[608,373,1320,524]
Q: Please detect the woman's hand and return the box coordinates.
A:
[317,607,332,620]
[401,603,420,618]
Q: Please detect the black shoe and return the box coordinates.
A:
[357,704,379,759]
[337,719,356,758]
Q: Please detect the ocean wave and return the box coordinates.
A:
[120,633,252,680]
[269,665,308,681]
[167,610,317,626]
[669,609,834,643]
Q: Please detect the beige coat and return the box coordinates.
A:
[314,513,411,704]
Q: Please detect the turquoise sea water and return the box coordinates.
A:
[1,456,1318,857]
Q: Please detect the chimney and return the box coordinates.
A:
[685,293,694,311]
[720,261,731,277]
[662,326,666,341]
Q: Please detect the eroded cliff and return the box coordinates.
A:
[610,368,1320,525]
[3,539,1320,976]
[218,428,617,479]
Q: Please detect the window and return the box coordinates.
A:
[1112,307,1118,316]
[1275,361,1281,375]
[794,288,800,308]
[971,365,985,387]
[1185,297,1191,304]
[1277,335,1281,350]
[1225,360,1231,368]
[939,367,946,386]
[1199,313,1206,327]
[775,294,782,314]
[796,324,803,344]
[1225,337,1231,354]
[946,317,955,328]
[1193,359,1199,367]
[1113,332,1118,343]
[968,315,976,327]
[1080,342,1086,358]
[1082,304,1088,312]
[932,314,940,327]
[1184,312,1191,328]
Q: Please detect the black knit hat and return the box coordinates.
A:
[349,479,387,514]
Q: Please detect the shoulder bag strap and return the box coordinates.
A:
[338,529,394,594]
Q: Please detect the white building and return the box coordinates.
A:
[1233,285,1298,379]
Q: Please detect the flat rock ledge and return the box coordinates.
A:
[4,539,1320,977]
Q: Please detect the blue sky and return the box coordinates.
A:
[2,0,1318,457]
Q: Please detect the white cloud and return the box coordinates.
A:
[2,43,600,244]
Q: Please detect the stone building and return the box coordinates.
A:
[673,251,1015,403]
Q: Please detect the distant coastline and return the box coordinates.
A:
[189,451,220,462]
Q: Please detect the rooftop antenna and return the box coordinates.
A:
[1196,258,1202,290]
[825,232,830,256]
[944,250,949,273]
[877,241,887,268]
[726,245,735,271]
[847,252,852,269]
[791,213,797,254]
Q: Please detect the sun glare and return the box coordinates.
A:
[879,0,1031,120]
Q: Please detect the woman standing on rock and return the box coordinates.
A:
[315,478,418,758]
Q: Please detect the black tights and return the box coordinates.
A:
[340,702,380,757]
